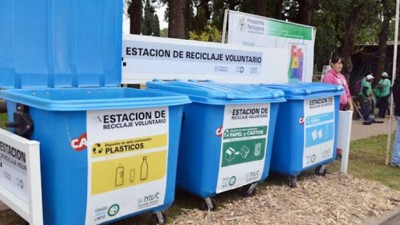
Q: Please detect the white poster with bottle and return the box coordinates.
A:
[216,103,270,193]
[303,97,335,168]
[85,107,169,224]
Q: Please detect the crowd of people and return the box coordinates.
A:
[322,52,399,168]
[354,71,391,124]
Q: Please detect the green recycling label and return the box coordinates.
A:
[222,126,267,167]
[216,104,270,193]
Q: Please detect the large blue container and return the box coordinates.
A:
[261,83,343,179]
[0,0,190,224]
[147,81,285,203]
[1,88,189,224]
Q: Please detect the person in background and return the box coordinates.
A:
[322,53,353,159]
[322,53,353,111]
[358,74,375,125]
[376,72,391,118]
[391,75,400,167]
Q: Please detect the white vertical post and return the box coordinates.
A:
[337,111,353,174]
[221,9,229,43]
[27,141,43,225]
[386,0,400,165]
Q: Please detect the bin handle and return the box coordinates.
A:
[303,85,343,95]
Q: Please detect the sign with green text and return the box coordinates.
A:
[216,104,270,193]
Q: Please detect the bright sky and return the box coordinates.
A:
[122,5,168,34]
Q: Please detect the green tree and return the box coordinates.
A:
[376,0,396,81]
[313,0,381,76]
[188,25,222,42]
[142,0,160,36]
[160,28,168,37]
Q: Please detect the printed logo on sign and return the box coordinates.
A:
[238,17,247,31]
[93,206,108,222]
[229,176,237,186]
[107,204,120,217]
[216,126,223,137]
[137,192,161,210]
[246,170,260,182]
[237,17,264,34]
[70,133,87,151]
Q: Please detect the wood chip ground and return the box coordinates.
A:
[171,173,400,225]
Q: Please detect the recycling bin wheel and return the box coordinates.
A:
[315,165,328,176]
[200,197,217,211]
[289,176,297,188]
[241,182,258,197]
[150,212,167,225]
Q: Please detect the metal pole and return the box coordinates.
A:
[386,0,400,165]
[221,9,229,43]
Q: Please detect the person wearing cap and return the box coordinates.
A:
[358,74,375,124]
[376,72,391,118]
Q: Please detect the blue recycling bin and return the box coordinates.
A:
[147,81,285,209]
[260,83,343,187]
[0,1,190,225]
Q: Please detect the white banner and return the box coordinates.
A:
[227,10,315,82]
[122,34,289,84]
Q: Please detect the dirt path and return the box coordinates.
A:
[351,117,396,141]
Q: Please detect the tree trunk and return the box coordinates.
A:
[255,0,267,17]
[273,0,284,20]
[341,3,366,76]
[168,0,186,39]
[295,0,313,25]
[376,0,392,82]
[128,0,142,34]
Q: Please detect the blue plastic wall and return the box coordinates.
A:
[27,104,184,225]
[0,0,122,89]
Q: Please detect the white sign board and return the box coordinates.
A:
[85,107,169,224]
[0,128,42,225]
[226,10,315,82]
[337,110,353,174]
[122,34,289,84]
[303,97,335,168]
[217,103,270,193]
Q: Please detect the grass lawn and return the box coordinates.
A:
[0,113,6,129]
[330,134,400,191]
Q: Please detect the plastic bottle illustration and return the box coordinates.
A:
[254,143,262,156]
[114,166,124,187]
[129,169,135,183]
[140,156,148,181]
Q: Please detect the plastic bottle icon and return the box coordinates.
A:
[140,156,148,181]
[254,143,262,156]
[115,166,124,187]
[129,169,135,183]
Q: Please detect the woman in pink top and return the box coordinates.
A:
[322,53,353,160]
[322,53,353,111]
